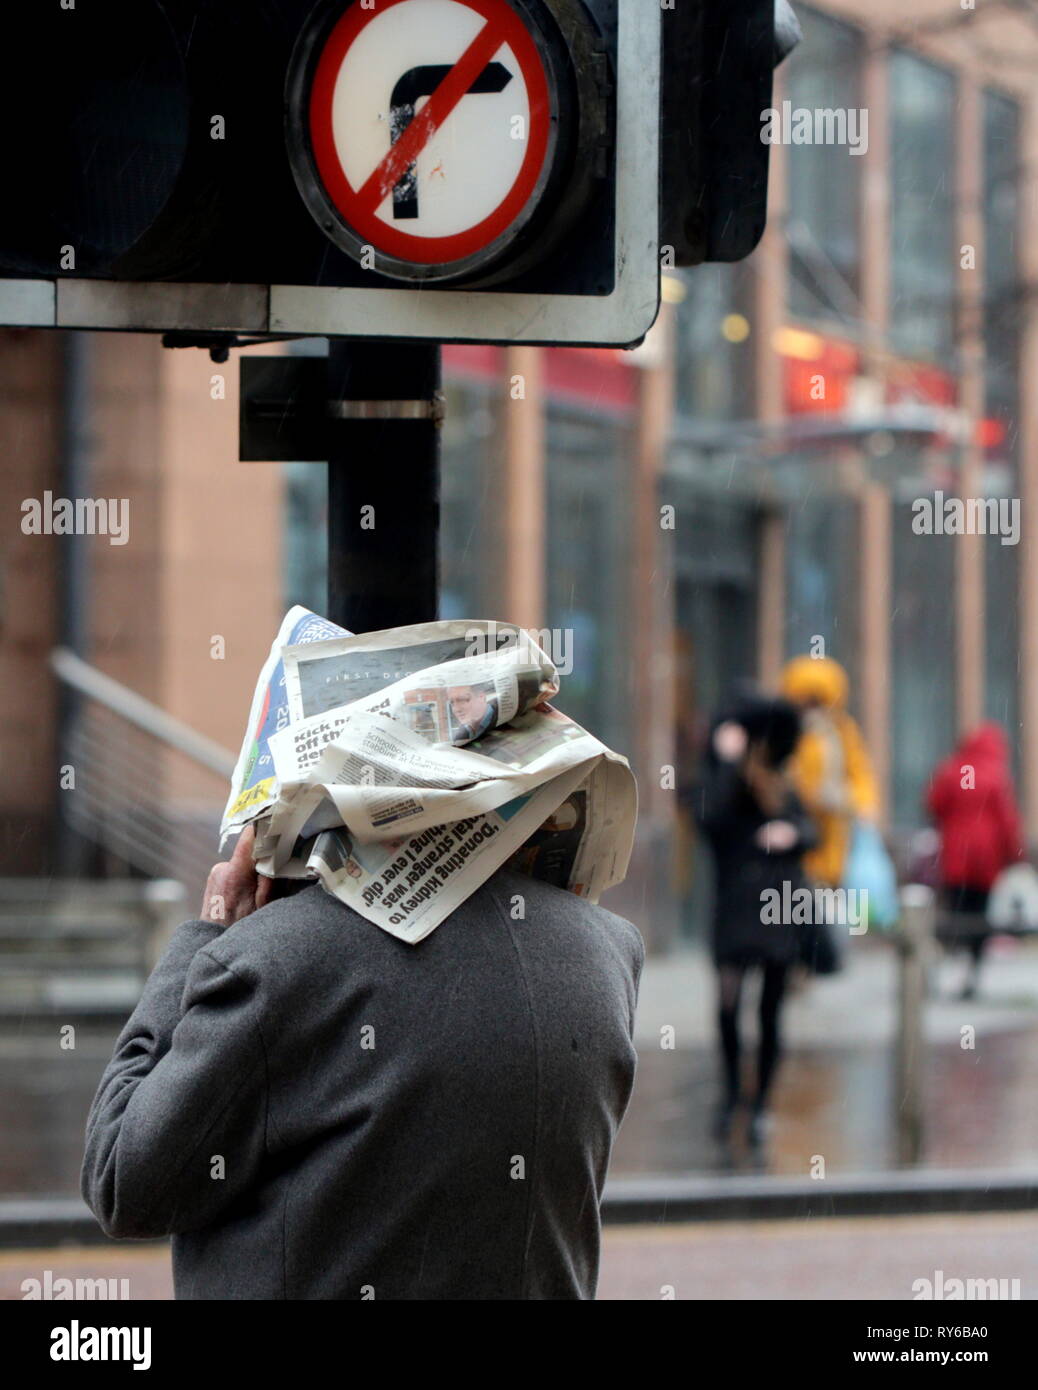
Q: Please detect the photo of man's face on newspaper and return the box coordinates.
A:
[447,682,498,745]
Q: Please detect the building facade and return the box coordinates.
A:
[1,1,1036,952]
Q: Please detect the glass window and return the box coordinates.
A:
[281,342,330,614]
[785,6,865,326]
[545,405,633,755]
[784,490,860,695]
[986,534,1019,761]
[983,90,1021,756]
[983,91,1020,431]
[891,504,957,829]
[889,51,956,360]
[282,461,328,613]
[674,491,760,718]
[439,378,505,621]
[672,263,755,423]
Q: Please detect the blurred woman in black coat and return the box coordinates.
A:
[690,692,818,1146]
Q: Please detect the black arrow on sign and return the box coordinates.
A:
[388,61,513,220]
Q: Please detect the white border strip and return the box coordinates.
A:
[0,280,55,328]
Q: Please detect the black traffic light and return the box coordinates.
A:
[0,1,797,345]
[660,0,800,267]
[0,0,662,347]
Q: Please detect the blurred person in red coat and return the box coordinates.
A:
[926,722,1025,999]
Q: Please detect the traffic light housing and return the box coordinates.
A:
[0,1,795,346]
[660,0,797,267]
[0,0,659,347]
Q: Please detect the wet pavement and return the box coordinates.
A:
[2,937,1038,1197]
[3,1211,1037,1300]
[612,935,1038,1178]
[597,1212,1038,1300]
[611,1020,1038,1178]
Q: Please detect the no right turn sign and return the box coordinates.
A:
[303,0,558,282]
[276,0,661,341]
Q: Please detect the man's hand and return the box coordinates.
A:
[199,825,274,926]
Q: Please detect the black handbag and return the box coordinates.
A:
[797,911,842,975]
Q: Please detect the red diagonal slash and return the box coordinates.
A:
[355,18,507,216]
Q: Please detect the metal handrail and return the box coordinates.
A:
[50,647,236,893]
[50,647,236,778]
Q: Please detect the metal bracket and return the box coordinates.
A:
[240,357,447,460]
[162,330,307,363]
[327,393,445,424]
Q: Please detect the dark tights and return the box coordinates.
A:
[717,961,790,1110]
[966,936,986,968]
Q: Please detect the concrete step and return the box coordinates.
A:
[0,970,142,1016]
[0,877,185,1018]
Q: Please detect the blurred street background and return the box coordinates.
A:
[4,0,1038,1297]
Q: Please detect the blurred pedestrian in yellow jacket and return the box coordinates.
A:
[779,656,879,887]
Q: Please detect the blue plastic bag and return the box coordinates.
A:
[843,821,899,930]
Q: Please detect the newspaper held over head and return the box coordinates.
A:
[221,609,638,945]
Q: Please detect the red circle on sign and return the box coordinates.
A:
[308,0,552,266]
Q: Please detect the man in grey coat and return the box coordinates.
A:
[81,829,644,1300]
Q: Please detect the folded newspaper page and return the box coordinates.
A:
[221,606,351,838]
[221,611,638,944]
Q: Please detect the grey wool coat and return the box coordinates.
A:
[80,868,644,1300]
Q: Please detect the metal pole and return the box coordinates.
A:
[326,340,442,632]
[895,883,935,1166]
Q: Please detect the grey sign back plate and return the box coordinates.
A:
[0,4,659,348]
